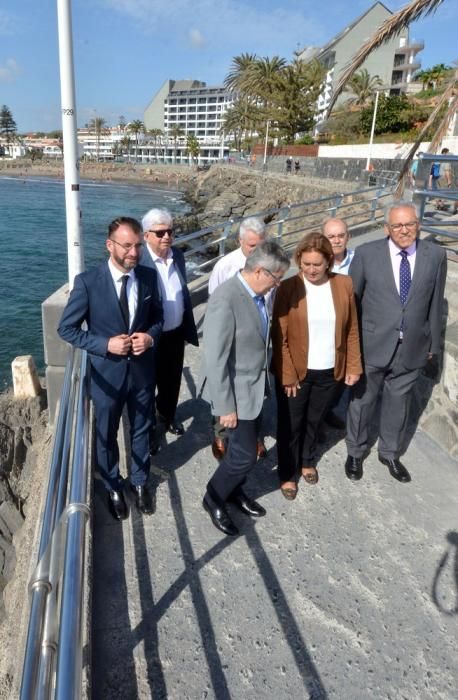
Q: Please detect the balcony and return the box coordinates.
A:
[393,58,421,72]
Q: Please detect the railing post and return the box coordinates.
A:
[371,190,383,221]
[276,205,291,245]
[220,219,234,257]
[330,195,344,218]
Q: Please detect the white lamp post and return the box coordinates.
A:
[366,87,389,172]
[57,0,84,287]
[263,119,270,170]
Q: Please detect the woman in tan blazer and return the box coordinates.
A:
[271,233,362,499]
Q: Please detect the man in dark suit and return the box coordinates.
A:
[345,202,447,483]
[201,242,290,536]
[58,217,163,519]
[141,208,198,438]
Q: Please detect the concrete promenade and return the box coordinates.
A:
[91,239,458,699]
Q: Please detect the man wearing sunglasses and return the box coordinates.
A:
[344,202,447,484]
[58,217,163,520]
[142,208,198,443]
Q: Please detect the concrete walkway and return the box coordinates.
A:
[91,228,457,700]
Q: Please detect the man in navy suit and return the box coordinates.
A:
[141,208,198,439]
[58,217,163,519]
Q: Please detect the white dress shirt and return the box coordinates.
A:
[146,245,184,332]
[108,260,138,329]
[331,248,355,275]
[208,247,247,295]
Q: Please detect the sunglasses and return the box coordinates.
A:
[148,228,173,238]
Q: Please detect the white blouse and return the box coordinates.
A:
[304,278,335,370]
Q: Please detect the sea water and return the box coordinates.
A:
[0,175,190,389]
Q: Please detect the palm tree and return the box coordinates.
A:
[168,125,185,164]
[345,69,383,107]
[326,0,445,114]
[88,116,108,161]
[186,134,200,165]
[323,0,457,192]
[120,135,132,161]
[147,128,163,161]
[224,53,258,93]
[127,120,145,163]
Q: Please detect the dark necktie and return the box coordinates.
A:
[399,251,411,306]
[119,275,130,330]
[254,295,268,339]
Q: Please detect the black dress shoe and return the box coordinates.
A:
[168,420,185,436]
[324,411,346,430]
[203,495,239,536]
[108,490,128,520]
[229,490,266,517]
[345,455,363,481]
[131,484,154,514]
[379,456,411,483]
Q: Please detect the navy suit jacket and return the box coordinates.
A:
[58,262,163,392]
[142,244,198,346]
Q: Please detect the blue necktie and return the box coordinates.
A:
[254,295,268,339]
[399,251,411,306]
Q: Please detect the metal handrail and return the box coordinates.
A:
[20,349,91,699]
[178,184,394,275]
[412,152,458,241]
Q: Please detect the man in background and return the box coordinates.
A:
[321,217,355,430]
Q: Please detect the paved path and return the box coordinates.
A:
[91,228,457,700]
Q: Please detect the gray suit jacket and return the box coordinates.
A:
[349,237,447,370]
[202,275,269,420]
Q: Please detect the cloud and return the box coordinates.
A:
[98,0,325,55]
[0,9,15,35]
[188,28,205,49]
[0,58,19,83]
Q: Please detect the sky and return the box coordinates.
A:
[0,0,456,133]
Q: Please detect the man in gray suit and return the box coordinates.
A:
[202,242,290,536]
[345,201,447,483]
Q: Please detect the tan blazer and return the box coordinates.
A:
[271,272,362,385]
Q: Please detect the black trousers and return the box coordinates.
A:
[207,417,259,503]
[92,371,153,491]
[154,325,185,423]
[276,370,338,482]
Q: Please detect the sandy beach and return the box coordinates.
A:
[0,160,198,190]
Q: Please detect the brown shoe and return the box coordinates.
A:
[280,482,298,500]
[256,439,267,459]
[301,467,318,485]
[211,437,226,461]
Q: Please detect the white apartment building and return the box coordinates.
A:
[144,79,233,164]
[297,2,423,121]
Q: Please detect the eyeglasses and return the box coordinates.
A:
[389,221,418,233]
[262,268,283,285]
[148,228,174,238]
[110,239,143,252]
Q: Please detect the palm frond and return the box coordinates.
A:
[327,0,444,115]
